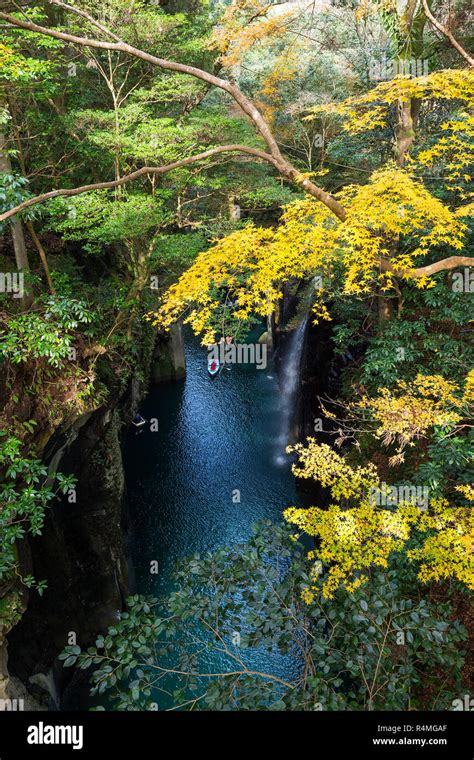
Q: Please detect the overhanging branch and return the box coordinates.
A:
[380,255,474,278]
[421,0,474,67]
[0,8,284,161]
[0,145,280,223]
[1,4,470,279]
[0,6,347,221]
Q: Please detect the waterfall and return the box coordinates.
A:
[275,316,308,465]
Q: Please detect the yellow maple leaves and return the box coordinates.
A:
[149,65,473,340]
[283,438,474,601]
[417,113,474,199]
[257,45,301,126]
[305,68,474,199]
[407,499,474,590]
[285,500,419,599]
[337,164,467,292]
[356,373,470,463]
[150,164,469,340]
[283,370,473,600]
[305,69,474,134]
[209,0,296,67]
[287,440,379,500]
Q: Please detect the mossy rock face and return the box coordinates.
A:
[0,592,23,639]
[0,590,24,700]
[151,350,175,382]
[151,323,186,383]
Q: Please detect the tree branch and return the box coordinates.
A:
[0,8,284,161]
[0,6,347,220]
[48,0,122,42]
[0,145,281,223]
[1,3,470,282]
[381,255,474,278]
[421,0,474,67]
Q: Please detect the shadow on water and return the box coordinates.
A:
[123,331,309,706]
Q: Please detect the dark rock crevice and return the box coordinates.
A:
[5,326,186,709]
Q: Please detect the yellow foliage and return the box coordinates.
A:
[283,437,474,600]
[0,42,17,69]
[356,373,470,459]
[305,69,474,134]
[456,484,474,501]
[416,113,474,199]
[257,45,301,126]
[337,165,466,293]
[149,199,340,339]
[287,439,379,500]
[464,369,474,403]
[285,500,419,599]
[406,499,474,590]
[0,42,48,80]
[150,165,468,339]
[209,1,296,67]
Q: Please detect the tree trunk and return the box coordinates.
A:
[0,129,30,273]
[0,113,32,308]
[395,98,420,167]
[25,221,55,294]
[377,292,395,324]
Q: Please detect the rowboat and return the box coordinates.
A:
[208,358,220,376]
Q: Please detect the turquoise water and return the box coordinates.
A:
[123,334,306,705]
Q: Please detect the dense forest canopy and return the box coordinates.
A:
[0,0,473,712]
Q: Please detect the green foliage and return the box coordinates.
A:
[238,179,297,211]
[150,232,209,288]
[45,191,172,254]
[328,273,474,506]
[330,277,474,391]
[0,432,76,588]
[0,590,23,633]
[417,430,474,498]
[0,295,93,367]
[0,172,38,231]
[1,0,472,717]
[61,522,467,711]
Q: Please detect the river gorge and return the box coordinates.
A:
[125,330,309,704]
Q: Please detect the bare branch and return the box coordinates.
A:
[0,8,284,161]
[0,6,348,220]
[48,0,122,42]
[0,145,280,223]
[421,0,474,67]
[2,2,469,282]
[381,255,474,278]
